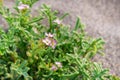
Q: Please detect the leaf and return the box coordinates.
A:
[10,60,31,80]
[73,17,85,33]
[60,13,69,20]
[74,17,80,31]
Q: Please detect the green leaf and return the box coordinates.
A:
[60,13,69,20]
[10,60,31,80]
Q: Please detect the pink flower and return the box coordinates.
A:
[51,65,58,71]
[18,3,29,11]
[55,62,62,68]
[45,33,54,38]
[50,62,62,71]
[50,39,57,49]
[42,37,51,46]
[42,32,57,49]
[54,19,62,25]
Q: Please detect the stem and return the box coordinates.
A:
[49,14,52,32]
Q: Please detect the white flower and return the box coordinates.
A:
[45,33,54,38]
[18,4,29,11]
[42,37,51,46]
[55,62,62,68]
[54,19,62,25]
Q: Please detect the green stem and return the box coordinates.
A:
[49,15,52,32]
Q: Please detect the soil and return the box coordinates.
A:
[1,0,120,76]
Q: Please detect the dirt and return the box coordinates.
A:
[1,0,120,76]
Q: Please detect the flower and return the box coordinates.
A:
[51,65,58,71]
[45,33,54,38]
[54,19,62,25]
[50,39,57,49]
[42,32,57,49]
[18,3,29,11]
[55,62,62,68]
[42,37,51,46]
[50,62,62,71]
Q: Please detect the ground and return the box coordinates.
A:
[0,0,120,76]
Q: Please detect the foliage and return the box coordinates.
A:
[0,0,119,80]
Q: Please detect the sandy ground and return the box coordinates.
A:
[1,0,120,76]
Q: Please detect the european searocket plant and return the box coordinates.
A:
[0,0,119,80]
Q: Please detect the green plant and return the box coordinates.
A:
[0,0,119,80]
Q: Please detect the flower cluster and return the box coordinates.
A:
[42,33,57,49]
[51,62,62,71]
